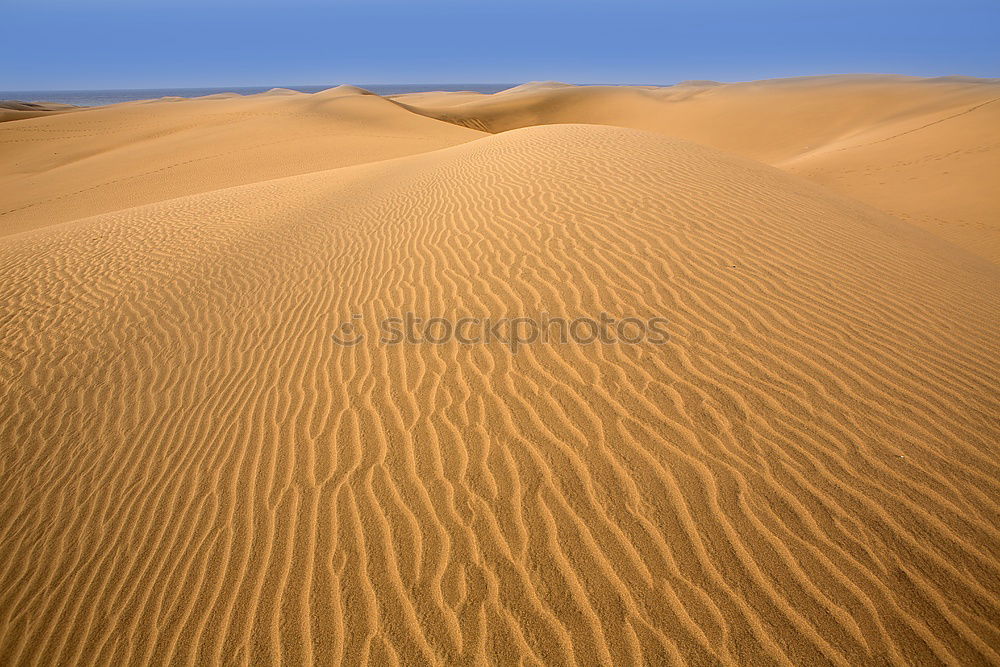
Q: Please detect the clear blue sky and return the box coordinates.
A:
[4,0,998,90]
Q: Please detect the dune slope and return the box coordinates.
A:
[0,89,485,237]
[1,124,997,664]
[398,76,1000,259]
[0,101,79,124]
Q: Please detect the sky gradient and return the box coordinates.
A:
[4,0,998,90]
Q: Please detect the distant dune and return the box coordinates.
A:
[1,79,998,664]
[0,99,78,123]
[0,87,483,237]
[394,76,1000,260]
[6,76,995,257]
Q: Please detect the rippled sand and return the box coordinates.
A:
[1,77,998,665]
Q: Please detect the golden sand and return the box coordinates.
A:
[1,78,998,664]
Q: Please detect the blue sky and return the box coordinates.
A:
[3,0,998,90]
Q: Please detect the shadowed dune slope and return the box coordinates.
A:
[0,88,485,237]
[397,76,1000,259]
[1,124,997,665]
[0,101,79,124]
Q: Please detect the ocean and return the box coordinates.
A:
[0,84,519,107]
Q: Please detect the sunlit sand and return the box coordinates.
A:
[1,77,998,664]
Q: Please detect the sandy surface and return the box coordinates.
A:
[0,100,79,124]
[397,75,1000,260]
[1,79,998,665]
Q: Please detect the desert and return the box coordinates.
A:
[1,75,998,664]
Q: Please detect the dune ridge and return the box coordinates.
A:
[0,88,485,237]
[393,75,1000,259]
[1,123,998,664]
[0,100,79,124]
[4,76,997,260]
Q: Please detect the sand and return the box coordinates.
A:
[396,75,1000,261]
[0,87,483,237]
[0,100,79,124]
[1,79,998,665]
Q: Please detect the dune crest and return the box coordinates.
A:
[496,80,576,94]
[256,87,304,96]
[0,100,78,123]
[314,84,377,97]
[6,76,996,257]
[398,76,1000,259]
[0,89,484,237]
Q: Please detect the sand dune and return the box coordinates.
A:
[6,76,996,256]
[9,74,993,258]
[0,88,484,237]
[0,100,79,124]
[1,119,998,664]
[397,76,1000,259]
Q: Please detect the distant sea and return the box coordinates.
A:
[0,84,518,107]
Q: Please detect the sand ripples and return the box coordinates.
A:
[1,124,998,664]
